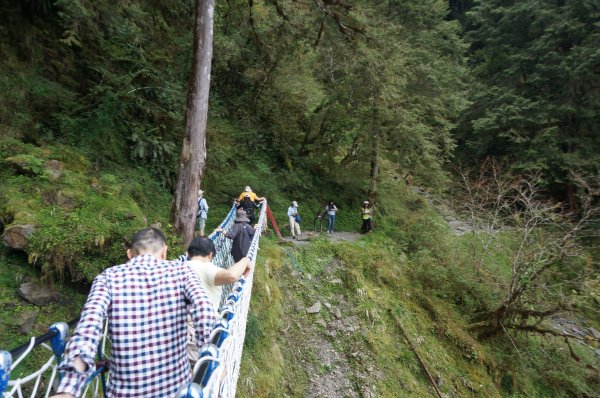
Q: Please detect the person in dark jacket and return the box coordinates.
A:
[239,194,259,225]
[216,210,255,262]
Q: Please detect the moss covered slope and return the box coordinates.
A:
[238,183,599,398]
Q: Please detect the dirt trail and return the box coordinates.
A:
[411,186,479,235]
[278,254,379,397]
[280,231,362,246]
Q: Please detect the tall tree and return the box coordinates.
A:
[171,0,215,246]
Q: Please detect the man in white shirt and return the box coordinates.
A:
[186,236,251,312]
[185,237,251,362]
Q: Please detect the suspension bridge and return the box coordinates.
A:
[0,200,270,398]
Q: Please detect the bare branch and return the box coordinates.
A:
[312,0,364,42]
[455,160,600,344]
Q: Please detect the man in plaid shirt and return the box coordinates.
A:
[52,228,216,398]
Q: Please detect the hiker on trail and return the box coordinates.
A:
[287,201,302,239]
[240,194,260,225]
[360,201,373,234]
[196,189,209,237]
[51,228,215,398]
[325,200,338,234]
[217,210,255,262]
[237,186,265,203]
[185,237,251,362]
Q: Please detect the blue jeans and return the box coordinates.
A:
[328,214,335,232]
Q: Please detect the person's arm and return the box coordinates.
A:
[214,257,251,285]
[216,226,236,240]
[53,274,111,398]
[250,192,265,202]
[184,268,217,345]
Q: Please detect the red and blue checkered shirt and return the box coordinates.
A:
[57,254,216,397]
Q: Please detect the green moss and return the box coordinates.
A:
[0,140,172,282]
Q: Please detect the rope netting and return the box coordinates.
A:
[0,319,109,398]
[190,201,267,397]
[0,201,268,398]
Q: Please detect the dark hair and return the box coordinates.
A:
[188,237,216,258]
[130,228,167,253]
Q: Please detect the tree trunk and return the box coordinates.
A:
[171,0,215,247]
[368,86,380,205]
[369,133,380,203]
[566,183,576,211]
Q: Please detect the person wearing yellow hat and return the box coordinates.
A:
[237,186,264,225]
[237,186,265,202]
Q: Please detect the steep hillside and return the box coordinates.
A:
[238,183,600,398]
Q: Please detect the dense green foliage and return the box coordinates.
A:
[455,0,600,199]
[0,0,194,186]
[0,0,471,280]
[0,0,598,397]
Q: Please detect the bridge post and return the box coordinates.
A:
[49,322,69,364]
[0,351,12,394]
[266,205,283,240]
[49,322,69,382]
[175,382,204,398]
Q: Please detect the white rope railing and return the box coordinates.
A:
[207,205,237,305]
[1,201,267,398]
[0,321,108,398]
[180,200,268,397]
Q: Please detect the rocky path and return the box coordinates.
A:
[278,252,379,397]
[411,186,479,236]
[280,231,362,246]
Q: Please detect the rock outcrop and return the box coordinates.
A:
[18,282,58,306]
[2,224,35,249]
